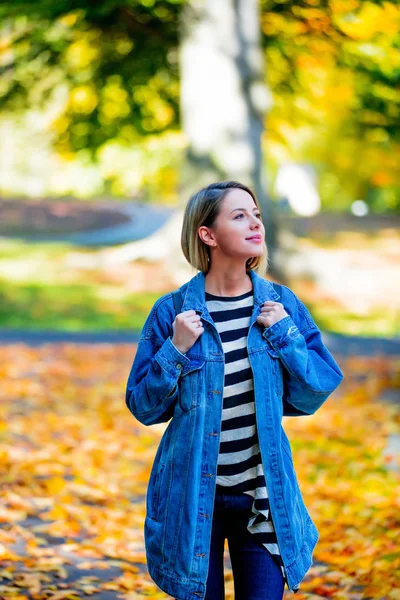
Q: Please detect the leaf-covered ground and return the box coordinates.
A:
[0,344,399,599]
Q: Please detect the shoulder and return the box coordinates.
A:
[141,280,191,341]
[275,283,319,334]
[141,292,174,341]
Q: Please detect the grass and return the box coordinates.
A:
[0,278,161,331]
[310,303,399,338]
[0,230,398,336]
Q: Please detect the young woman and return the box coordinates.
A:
[125,181,344,600]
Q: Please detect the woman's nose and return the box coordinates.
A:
[250,216,260,228]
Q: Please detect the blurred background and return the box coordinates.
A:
[0,0,398,336]
[0,2,399,599]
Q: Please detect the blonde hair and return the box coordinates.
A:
[181,181,269,275]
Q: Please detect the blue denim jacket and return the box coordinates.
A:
[126,269,344,598]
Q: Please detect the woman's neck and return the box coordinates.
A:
[205,269,252,297]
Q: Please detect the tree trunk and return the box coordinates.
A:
[179,0,280,268]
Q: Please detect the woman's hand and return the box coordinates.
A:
[256,301,289,329]
[172,310,204,354]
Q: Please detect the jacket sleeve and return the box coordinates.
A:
[125,294,191,426]
[262,288,344,416]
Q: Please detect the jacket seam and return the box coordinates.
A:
[143,294,173,339]
[266,335,334,395]
[134,385,177,418]
[280,354,334,395]
[284,515,315,571]
[281,358,333,395]
[297,299,317,330]
[279,284,317,335]
[168,414,184,565]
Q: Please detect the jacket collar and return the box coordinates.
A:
[181,269,280,314]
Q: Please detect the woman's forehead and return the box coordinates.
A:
[221,188,257,210]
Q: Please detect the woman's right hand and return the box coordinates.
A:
[171,310,204,354]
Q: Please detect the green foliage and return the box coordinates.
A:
[0,0,184,156]
[261,0,399,141]
[0,0,399,209]
[260,0,400,212]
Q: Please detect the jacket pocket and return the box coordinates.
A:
[179,359,205,413]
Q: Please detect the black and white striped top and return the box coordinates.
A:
[205,288,288,585]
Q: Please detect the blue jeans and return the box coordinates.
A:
[204,488,285,600]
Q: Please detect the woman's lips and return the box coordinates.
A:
[246,235,262,243]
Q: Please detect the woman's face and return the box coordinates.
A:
[200,188,265,261]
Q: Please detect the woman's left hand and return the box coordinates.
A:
[256,301,289,329]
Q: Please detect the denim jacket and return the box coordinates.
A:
[125,269,344,599]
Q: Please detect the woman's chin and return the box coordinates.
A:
[248,249,264,258]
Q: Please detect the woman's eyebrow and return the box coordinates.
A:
[230,207,259,214]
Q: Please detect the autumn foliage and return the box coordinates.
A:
[0,344,399,599]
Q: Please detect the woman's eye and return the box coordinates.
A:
[234,212,262,220]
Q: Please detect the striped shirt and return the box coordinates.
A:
[205,288,288,585]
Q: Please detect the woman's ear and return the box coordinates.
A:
[198,226,216,248]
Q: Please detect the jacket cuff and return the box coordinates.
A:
[154,336,190,377]
[262,315,301,350]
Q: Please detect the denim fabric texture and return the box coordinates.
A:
[125,269,345,600]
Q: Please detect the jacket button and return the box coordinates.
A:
[176,363,182,369]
